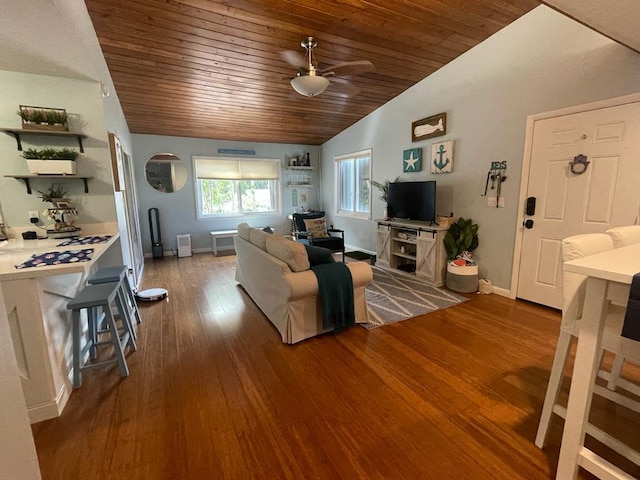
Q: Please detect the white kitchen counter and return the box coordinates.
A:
[0,233,122,423]
[0,234,119,280]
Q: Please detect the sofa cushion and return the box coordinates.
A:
[237,223,252,241]
[304,217,328,239]
[266,235,310,272]
[249,229,270,250]
[304,244,336,266]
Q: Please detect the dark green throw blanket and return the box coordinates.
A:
[311,262,355,333]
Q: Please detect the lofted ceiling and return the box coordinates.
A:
[85,0,541,145]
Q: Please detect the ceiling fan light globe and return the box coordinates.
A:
[290,75,330,97]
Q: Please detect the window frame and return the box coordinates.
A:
[193,156,282,220]
[334,149,372,220]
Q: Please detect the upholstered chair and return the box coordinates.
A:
[291,211,345,261]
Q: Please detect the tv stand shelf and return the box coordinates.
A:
[376,219,447,286]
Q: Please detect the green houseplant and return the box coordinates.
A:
[444,217,479,293]
[23,148,79,161]
[23,148,78,175]
[37,183,68,203]
[17,106,68,131]
[371,177,399,219]
[444,217,479,260]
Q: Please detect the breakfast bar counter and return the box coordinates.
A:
[0,233,122,423]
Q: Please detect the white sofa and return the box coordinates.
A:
[233,224,372,344]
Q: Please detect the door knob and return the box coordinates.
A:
[523,219,534,229]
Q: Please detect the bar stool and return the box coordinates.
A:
[88,265,141,327]
[67,282,137,388]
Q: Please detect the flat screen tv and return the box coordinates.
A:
[387,181,436,223]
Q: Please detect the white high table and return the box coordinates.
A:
[558,243,640,479]
[0,233,121,423]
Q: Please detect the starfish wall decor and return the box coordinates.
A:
[403,148,422,172]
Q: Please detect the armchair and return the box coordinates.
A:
[291,211,345,261]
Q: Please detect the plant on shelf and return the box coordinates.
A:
[444,217,479,262]
[37,183,68,203]
[22,148,79,161]
[17,106,68,130]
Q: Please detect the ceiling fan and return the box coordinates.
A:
[283,37,375,97]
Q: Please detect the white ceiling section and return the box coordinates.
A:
[544,0,640,52]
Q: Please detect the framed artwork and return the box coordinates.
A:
[53,200,73,209]
[412,112,446,142]
[403,148,422,172]
[431,140,454,174]
[108,132,126,191]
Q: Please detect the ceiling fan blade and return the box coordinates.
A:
[320,60,375,77]
[328,77,361,97]
[281,50,307,70]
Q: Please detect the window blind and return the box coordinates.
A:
[195,157,280,180]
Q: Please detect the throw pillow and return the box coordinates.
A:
[262,226,274,234]
[303,218,328,239]
[304,244,336,266]
[265,235,310,272]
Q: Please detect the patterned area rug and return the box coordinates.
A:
[362,266,468,329]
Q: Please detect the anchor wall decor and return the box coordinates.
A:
[430,140,454,173]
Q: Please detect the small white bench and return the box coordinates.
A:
[210,230,238,256]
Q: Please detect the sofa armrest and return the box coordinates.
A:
[283,261,372,301]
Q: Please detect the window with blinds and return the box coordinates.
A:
[194,156,281,218]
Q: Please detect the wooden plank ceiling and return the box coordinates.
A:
[85,0,540,145]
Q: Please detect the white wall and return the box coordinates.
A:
[322,6,640,290]
[132,134,321,253]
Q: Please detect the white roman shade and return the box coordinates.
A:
[195,157,280,180]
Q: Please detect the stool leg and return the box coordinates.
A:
[104,309,129,378]
[72,310,82,388]
[114,293,136,352]
[116,287,137,341]
[123,278,142,325]
[87,306,99,360]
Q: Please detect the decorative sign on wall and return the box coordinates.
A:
[431,140,454,174]
[412,112,446,142]
[403,148,422,172]
[217,149,256,155]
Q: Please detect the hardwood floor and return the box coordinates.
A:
[32,254,640,479]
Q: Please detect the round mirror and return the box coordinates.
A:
[145,153,188,193]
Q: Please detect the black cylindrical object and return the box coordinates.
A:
[148,207,164,259]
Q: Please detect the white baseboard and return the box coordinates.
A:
[492,286,510,298]
[28,381,71,424]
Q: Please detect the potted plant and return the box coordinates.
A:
[17,106,68,131]
[23,147,78,175]
[37,183,68,204]
[371,176,399,219]
[444,217,479,293]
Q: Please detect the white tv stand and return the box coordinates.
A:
[376,219,448,286]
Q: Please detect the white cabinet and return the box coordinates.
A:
[376,220,447,286]
[376,223,391,267]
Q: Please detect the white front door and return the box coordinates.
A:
[516,101,640,308]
